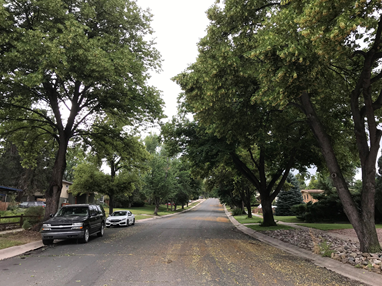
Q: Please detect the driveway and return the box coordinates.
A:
[0,198,364,285]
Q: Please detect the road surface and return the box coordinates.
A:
[0,198,364,285]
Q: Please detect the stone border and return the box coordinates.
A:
[224,204,381,286]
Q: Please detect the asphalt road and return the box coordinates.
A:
[0,198,365,286]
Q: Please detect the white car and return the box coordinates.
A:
[106,210,135,228]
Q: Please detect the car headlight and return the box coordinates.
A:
[72,222,83,230]
[42,224,51,231]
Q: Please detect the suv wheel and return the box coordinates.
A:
[81,227,90,243]
[97,223,104,237]
[42,239,53,245]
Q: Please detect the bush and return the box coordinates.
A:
[232,208,243,216]
[290,203,307,220]
[22,220,32,230]
[132,201,145,207]
[275,173,304,216]
[23,206,44,228]
[7,204,18,211]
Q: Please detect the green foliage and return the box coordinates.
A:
[23,206,44,228]
[275,173,304,216]
[290,204,307,221]
[232,208,243,216]
[319,240,334,257]
[22,220,32,230]
[0,141,53,196]
[0,0,164,215]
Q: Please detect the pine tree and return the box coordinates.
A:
[275,173,304,216]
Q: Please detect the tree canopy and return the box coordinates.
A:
[0,0,164,218]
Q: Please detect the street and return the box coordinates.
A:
[0,199,364,286]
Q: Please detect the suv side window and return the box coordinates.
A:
[90,205,98,216]
[95,205,102,215]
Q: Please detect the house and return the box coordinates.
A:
[301,189,324,204]
[59,180,73,206]
[0,186,22,211]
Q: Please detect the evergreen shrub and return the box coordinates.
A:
[23,206,44,229]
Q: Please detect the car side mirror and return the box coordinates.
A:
[49,214,54,218]
[128,213,131,216]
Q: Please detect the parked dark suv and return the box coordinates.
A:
[40,204,106,245]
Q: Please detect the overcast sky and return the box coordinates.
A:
[137,0,216,123]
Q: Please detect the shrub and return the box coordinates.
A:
[22,220,32,230]
[232,208,243,216]
[7,204,18,211]
[132,201,145,207]
[23,206,44,227]
[290,204,307,220]
[275,173,304,216]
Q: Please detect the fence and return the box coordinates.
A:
[0,214,41,231]
[0,202,9,211]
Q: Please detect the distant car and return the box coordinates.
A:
[106,210,135,228]
[19,201,46,208]
[41,204,106,245]
[166,202,175,206]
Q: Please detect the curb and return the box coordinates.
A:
[224,205,381,286]
[0,240,44,261]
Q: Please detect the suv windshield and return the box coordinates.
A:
[111,211,127,216]
[56,207,89,217]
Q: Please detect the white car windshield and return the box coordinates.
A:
[56,207,89,217]
[111,211,127,216]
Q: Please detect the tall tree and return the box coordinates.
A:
[275,173,304,216]
[0,0,164,219]
[172,4,320,225]
[250,0,381,252]
[143,135,177,215]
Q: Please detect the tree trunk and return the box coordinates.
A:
[301,92,381,252]
[245,189,252,218]
[44,137,68,221]
[261,195,276,226]
[154,197,160,216]
[109,195,114,215]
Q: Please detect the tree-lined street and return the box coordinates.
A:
[0,199,364,285]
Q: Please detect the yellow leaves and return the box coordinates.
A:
[301,30,310,37]
[339,22,346,29]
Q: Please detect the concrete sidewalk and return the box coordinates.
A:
[226,207,381,286]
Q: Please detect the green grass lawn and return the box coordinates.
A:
[246,224,294,231]
[234,215,263,224]
[274,216,304,223]
[297,223,382,231]
[104,201,200,220]
[0,239,23,250]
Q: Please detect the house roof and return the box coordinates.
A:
[0,186,23,192]
[301,189,324,194]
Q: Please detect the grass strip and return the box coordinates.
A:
[246,224,294,231]
[234,215,263,224]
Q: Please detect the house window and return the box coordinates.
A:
[66,185,69,188]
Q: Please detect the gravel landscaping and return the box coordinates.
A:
[261,228,382,274]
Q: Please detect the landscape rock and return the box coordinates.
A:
[260,228,382,275]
